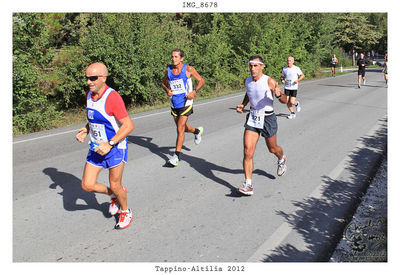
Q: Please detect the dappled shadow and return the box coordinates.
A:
[261,117,387,262]
[128,135,275,197]
[44,167,111,217]
[318,83,386,89]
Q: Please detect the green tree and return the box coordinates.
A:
[334,13,383,65]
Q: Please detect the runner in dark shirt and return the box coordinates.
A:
[357,53,367,88]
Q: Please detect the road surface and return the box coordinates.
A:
[13,70,387,263]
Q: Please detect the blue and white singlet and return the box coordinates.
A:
[86,87,127,152]
[167,64,193,109]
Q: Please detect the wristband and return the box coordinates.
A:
[275,94,282,98]
[194,89,199,93]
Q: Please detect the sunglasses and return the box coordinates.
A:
[85,75,104,81]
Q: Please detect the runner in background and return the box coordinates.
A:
[382,53,388,86]
[161,49,205,167]
[331,54,338,77]
[357,52,367,88]
[280,56,305,119]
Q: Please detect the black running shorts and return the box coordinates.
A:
[171,105,193,117]
[284,89,298,98]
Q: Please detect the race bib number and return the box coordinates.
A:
[89,123,108,142]
[247,109,265,129]
[170,79,186,95]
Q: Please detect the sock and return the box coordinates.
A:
[278,157,284,164]
[291,112,295,114]
[245,179,252,186]
[194,128,200,135]
[175,151,181,159]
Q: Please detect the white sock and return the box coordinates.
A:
[245,179,252,186]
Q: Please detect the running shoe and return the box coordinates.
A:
[168,154,179,167]
[115,209,134,229]
[194,126,204,145]
[109,186,127,216]
[296,100,301,112]
[277,155,287,176]
[238,182,254,196]
[287,113,296,119]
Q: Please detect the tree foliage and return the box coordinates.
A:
[334,13,383,65]
[12,13,387,135]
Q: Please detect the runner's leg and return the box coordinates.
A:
[81,162,112,195]
[265,134,283,160]
[109,162,127,210]
[243,129,260,180]
[174,115,189,152]
[290,96,298,107]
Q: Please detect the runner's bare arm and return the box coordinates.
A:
[161,68,173,97]
[186,65,205,100]
[269,77,288,104]
[75,123,90,143]
[295,73,305,83]
[237,80,249,113]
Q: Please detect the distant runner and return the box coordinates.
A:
[280,56,305,119]
[161,49,205,167]
[357,52,368,88]
[331,54,338,77]
[236,55,288,196]
[382,54,388,85]
[75,62,135,229]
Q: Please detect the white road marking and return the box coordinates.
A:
[12,94,244,145]
[247,117,386,262]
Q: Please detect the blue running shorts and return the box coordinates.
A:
[86,147,127,169]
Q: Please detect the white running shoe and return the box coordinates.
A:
[287,113,296,119]
[194,126,204,145]
[109,186,127,216]
[115,209,134,229]
[238,182,254,196]
[296,100,301,112]
[168,154,179,167]
[277,155,287,176]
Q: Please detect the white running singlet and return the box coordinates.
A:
[245,74,274,113]
[281,65,303,90]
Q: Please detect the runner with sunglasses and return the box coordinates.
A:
[75,62,135,229]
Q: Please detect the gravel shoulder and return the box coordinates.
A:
[330,156,387,262]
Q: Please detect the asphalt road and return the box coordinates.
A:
[13,70,387,262]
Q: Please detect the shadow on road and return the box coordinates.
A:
[128,135,275,197]
[44,167,111,218]
[318,83,385,89]
[261,117,387,262]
